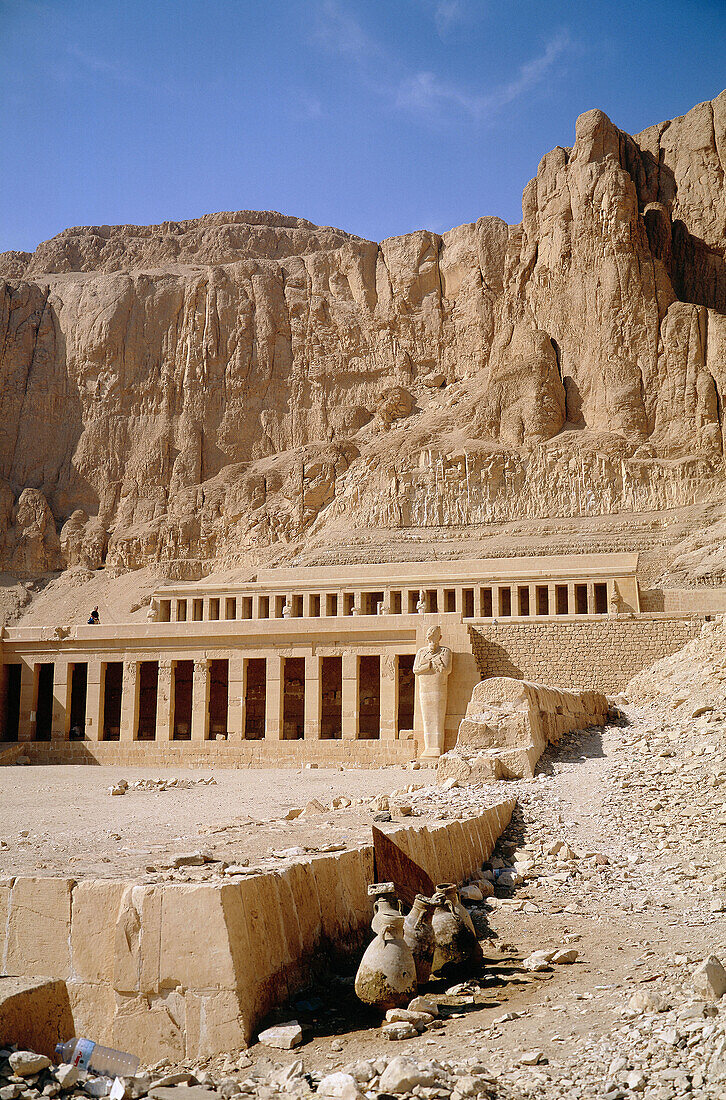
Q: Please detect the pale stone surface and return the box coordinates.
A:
[256,1022,303,1049]
[0,977,74,1058]
[8,1052,51,1076]
[692,956,726,1001]
[439,676,609,780]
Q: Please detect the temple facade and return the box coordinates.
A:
[0,553,664,763]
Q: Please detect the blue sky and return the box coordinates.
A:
[1,0,724,253]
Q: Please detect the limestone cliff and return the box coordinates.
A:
[0,92,724,579]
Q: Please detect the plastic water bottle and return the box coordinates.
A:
[55,1039,140,1077]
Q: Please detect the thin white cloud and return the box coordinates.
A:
[313,0,381,60]
[434,0,467,34]
[312,4,571,126]
[66,44,156,93]
[395,31,572,120]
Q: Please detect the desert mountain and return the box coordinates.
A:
[0,93,724,581]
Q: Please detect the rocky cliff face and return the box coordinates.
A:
[0,93,724,578]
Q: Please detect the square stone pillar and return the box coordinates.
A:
[85,661,105,742]
[587,582,595,615]
[567,583,576,616]
[119,661,140,742]
[18,661,37,743]
[155,659,175,742]
[341,653,358,740]
[227,657,245,741]
[379,655,398,740]
[265,655,284,740]
[51,660,72,741]
[304,655,322,740]
[191,658,210,741]
[547,583,556,617]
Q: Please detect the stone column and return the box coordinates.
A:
[379,655,398,740]
[119,661,140,742]
[51,660,72,740]
[304,655,322,740]
[341,653,359,740]
[265,655,284,740]
[18,661,37,742]
[437,588,446,615]
[191,658,210,741]
[156,659,175,742]
[587,582,595,615]
[529,583,537,616]
[227,657,245,741]
[547,583,556,617]
[567,583,576,616]
[85,661,105,742]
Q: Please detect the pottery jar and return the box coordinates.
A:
[355,911,418,1009]
[403,894,436,984]
[431,882,482,973]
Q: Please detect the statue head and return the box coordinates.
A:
[426,625,442,646]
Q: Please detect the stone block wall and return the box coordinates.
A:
[0,800,514,1062]
[469,615,705,692]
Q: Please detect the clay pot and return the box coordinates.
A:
[354,911,417,1010]
[403,894,436,984]
[431,882,483,974]
[371,895,402,934]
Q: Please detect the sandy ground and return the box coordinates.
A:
[0,763,438,879]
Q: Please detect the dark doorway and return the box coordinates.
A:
[594,583,608,614]
[282,657,305,739]
[173,660,193,739]
[321,656,342,739]
[556,585,569,614]
[244,658,266,739]
[36,664,54,741]
[209,659,229,739]
[536,585,549,615]
[463,588,474,618]
[575,584,588,614]
[69,663,88,740]
[2,664,21,741]
[359,655,380,740]
[137,661,158,740]
[480,588,493,616]
[102,663,122,740]
[518,586,530,616]
[397,655,415,734]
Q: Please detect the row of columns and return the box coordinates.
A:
[161,580,612,622]
[13,653,405,743]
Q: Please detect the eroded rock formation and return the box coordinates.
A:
[0,93,724,577]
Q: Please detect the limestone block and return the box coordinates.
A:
[0,977,74,1057]
[5,877,74,979]
[112,992,186,1064]
[71,880,128,983]
[184,989,247,1057]
[66,981,116,1048]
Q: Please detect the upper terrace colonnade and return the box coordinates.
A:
[0,554,640,750]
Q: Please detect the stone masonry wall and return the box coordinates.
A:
[469,616,705,693]
[0,800,514,1062]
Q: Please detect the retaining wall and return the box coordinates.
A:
[0,738,419,769]
[0,799,514,1062]
[439,677,609,781]
[469,614,705,692]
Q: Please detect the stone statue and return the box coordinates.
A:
[609,587,624,615]
[416,590,426,614]
[413,624,452,758]
[146,600,158,622]
[282,600,292,618]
